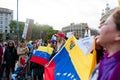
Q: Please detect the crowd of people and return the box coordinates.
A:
[0,7,120,80]
[0,32,66,80]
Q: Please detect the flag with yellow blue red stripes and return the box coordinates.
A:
[44,35,96,80]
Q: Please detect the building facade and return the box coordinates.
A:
[0,7,13,33]
[62,23,98,38]
[62,23,87,38]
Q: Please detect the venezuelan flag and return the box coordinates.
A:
[44,35,96,80]
[30,46,53,66]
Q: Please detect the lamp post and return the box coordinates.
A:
[16,0,19,45]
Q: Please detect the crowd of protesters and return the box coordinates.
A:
[0,32,67,80]
[0,30,113,80]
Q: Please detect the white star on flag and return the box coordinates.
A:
[67,73,71,77]
[63,73,67,76]
[71,75,74,79]
[56,73,61,76]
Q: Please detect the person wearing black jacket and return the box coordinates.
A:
[3,41,18,80]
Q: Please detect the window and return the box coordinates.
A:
[5,30,7,33]
[0,13,3,16]
[0,17,3,20]
[5,14,8,17]
[5,20,8,24]
[5,18,8,20]
[0,25,3,28]
[0,29,2,32]
[0,21,3,24]
[5,26,7,28]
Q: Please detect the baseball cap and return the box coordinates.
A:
[55,32,65,38]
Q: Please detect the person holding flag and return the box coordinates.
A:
[45,33,97,80]
[49,32,66,60]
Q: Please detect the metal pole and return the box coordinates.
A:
[16,0,19,45]
[81,26,82,38]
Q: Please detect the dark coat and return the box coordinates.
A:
[3,47,18,67]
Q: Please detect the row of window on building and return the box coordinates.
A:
[0,13,9,32]
[0,20,8,24]
[0,13,8,16]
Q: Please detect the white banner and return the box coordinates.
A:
[22,19,29,39]
[22,18,34,40]
[76,36,95,55]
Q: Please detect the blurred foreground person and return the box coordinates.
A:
[91,7,120,80]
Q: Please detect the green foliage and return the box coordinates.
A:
[9,20,59,42]
[18,21,25,39]
[31,24,59,43]
[0,33,3,41]
[9,20,25,40]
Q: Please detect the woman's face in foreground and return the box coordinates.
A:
[97,15,117,46]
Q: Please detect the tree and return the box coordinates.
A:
[9,20,25,40]
[18,22,25,39]
[9,21,59,42]
[31,24,59,43]
[0,33,3,42]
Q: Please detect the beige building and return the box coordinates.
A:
[0,7,13,33]
[62,23,98,38]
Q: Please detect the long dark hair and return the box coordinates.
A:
[7,40,15,48]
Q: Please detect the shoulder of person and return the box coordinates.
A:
[109,62,120,80]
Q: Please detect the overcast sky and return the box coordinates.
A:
[0,0,118,30]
